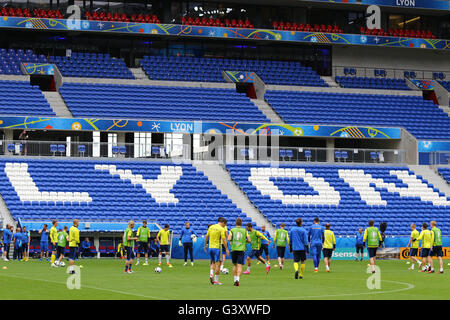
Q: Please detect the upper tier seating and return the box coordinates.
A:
[140,56,328,87]
[336,76,411,91]
[360,27,436,39]
[438,168,450,184]
[265,90,450,140]
[0,7,63,19]
[49,52,134,79]
[0,48,48,75]
[84,11,160,23]
[0,159,255,234]
[181,16,253,28]
[0,80,55,116]
[59,83,269,121]
[272,22,342,33]
[227,164,450,235]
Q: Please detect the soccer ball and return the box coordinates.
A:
[60,262,65,267]
[221,268,229,274]
[154,267,162,273]
[191,234,197,243]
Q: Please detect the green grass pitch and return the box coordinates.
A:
[0,258,449,300]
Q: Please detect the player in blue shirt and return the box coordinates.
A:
[259,225,271,265]
[12,227,23,261]
[308,217,325,273]
[180,221,197,266]
[355,228,364,261]
[22,226,30,261]
[2,224,13,261]
[289,218,309,279]
[39,224,50,261]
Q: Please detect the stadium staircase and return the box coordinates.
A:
[250,99,284,123]
[193,161,276,234]
[410,165,450,197]
[42,91,73,117]
[321,76,339,88]
[0,193,15,229]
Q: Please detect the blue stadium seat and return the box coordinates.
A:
[140,55,328,87]
[265,89,450,140]
[59,83,269,122]
[227,163,450,235]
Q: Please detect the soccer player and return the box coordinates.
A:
[180,221,197,266]
[50,220,58,267]
[406,223,421,270]
[228,218,251,286]
[322,223,336,272]
[136,220,151,266]
[416,222,434,273]
[56,226,69,266]
[12,227,22,261]
[22,226,30,261]
[273,223,289,270]
[2,224,12,261]
[289,218,309,279]
[157,224,172,267]
[243,223,271,275]
[38,224,49,261]
[308,217,324,272]
[355,228,364,261]
[68,219,80,275]
[259,225,271,265]
[123,220,138,274]
[220,220,229,272]
[429,221,444,274]
[80,238,91,258]
[363,220,382,274]
[117,241,125,259]
[205,217,229,285]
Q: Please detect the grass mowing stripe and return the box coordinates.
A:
[0,273,167,300]
[251,280,415,300]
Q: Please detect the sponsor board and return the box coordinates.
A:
[400,247,450,260]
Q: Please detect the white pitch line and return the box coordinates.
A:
[0,273,167,300]
[250,279,415,300]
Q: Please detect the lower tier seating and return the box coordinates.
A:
[227,164,450,235]
[0,159,254,235]
[438,168,450,184]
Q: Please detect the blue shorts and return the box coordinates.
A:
[421,248,431,258]
[68,247,78,260]
[3,243,10,252]
[260,244,269,256]
[310,244,322,256]
[409,248,419,257]
[125,246,135,261]
[248,249,262,259]
[356,245,364,254]
[209,248,221,263]
[40,242,49,252]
